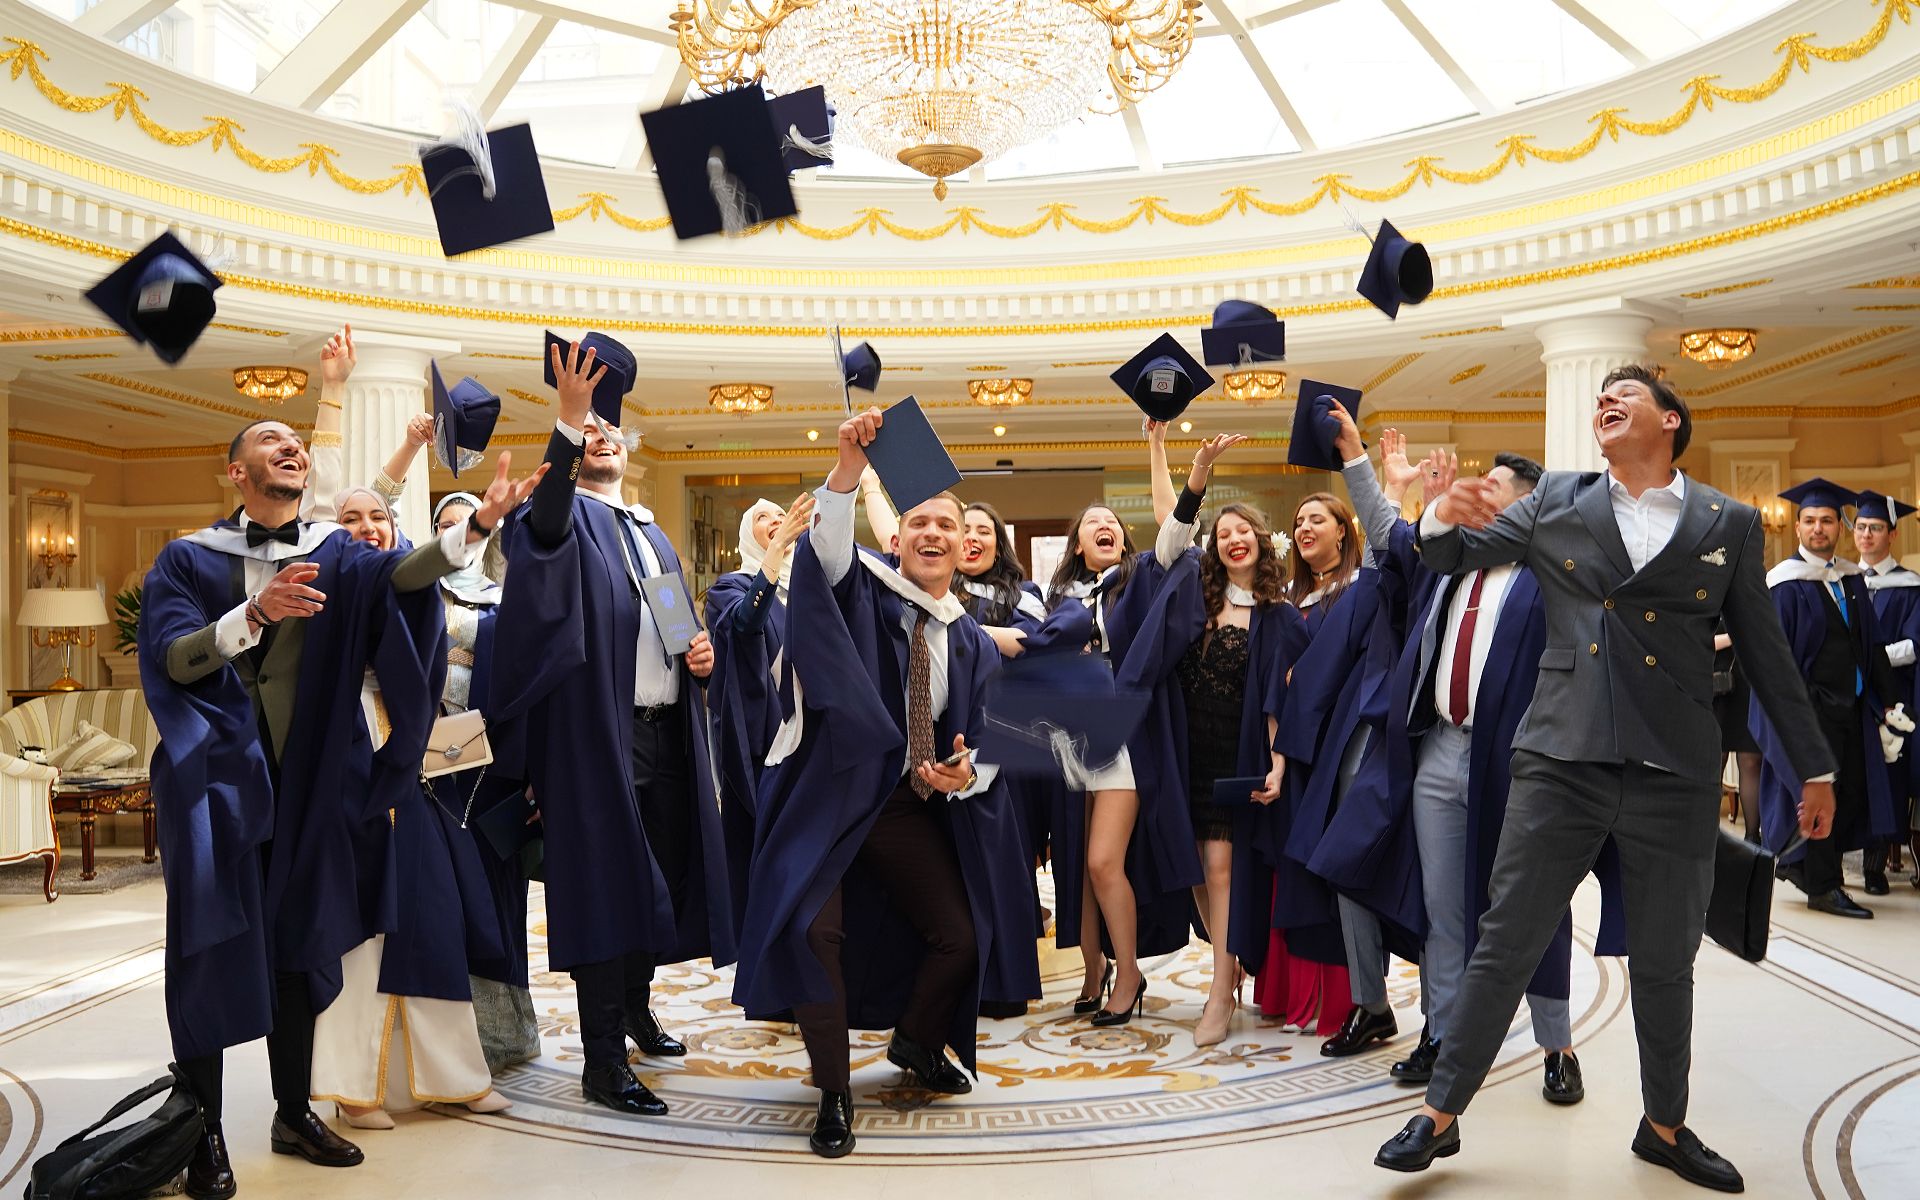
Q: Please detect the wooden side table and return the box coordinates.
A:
[50,778,154,882]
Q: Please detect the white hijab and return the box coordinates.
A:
[735,498,790,592]
[433,491,499,603]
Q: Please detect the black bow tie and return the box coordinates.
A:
[246,519,301,548]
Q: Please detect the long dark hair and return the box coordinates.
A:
[961,502,1029,626]
[1047,503,1138,611]
[1283,492,1361,610]
[1202,502,1288,628]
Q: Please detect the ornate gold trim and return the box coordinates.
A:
[1448,365,1487,385]
[1850,277,1920,288]
[207,321,289,337]
[1686,327,1902,395]
[0,326,120,343]
[31,351,115,361]
[1050,360,1126,368]
[505,388,550,407]
[1855,303,1920,311]
[79,371,285,420]
[3,1,1909,238]
[474,352,542,361]
[1495,389,1547,398]
[97,397,162,417]
[1838,353,1907,375]
[1679,278,1773,299]
[1363,354,1423,391]
[1421,325,1504,339]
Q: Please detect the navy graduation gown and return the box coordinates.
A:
[1750,573,1898,859]
[140,527,439,1060]
[731,537,1039,1068]
[1221,600,1311,966]
[1866,569,1920,804]
[705,569,787,939]
[490,497,734,972]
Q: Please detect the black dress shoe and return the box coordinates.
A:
[887,1033,972,1095]
[1864,870,1890,896]
[1320,1005,1397,1057]
[1631,1119,1744,1193]
[809,1090,856,1159]
[184,1123,237,1199]
[978,999,1028,1019]
[1807,888,1873,919]
[1774,862,1808,895]
[581,1063,670,1116]
[624,1008,687,1058]
[1542,1050,1585,1105]
[1373,1115,1460,1172]
[1389,1029,1440,1084]
[268,1109,364,1168]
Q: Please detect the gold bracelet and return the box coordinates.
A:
[317,398,343,410]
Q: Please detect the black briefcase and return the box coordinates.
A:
[1705,830,1804,962]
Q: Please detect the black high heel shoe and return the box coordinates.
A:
[1090,977,1147,1027]
[1072,961,1115,1016]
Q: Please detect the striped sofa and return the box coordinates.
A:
[0,689,159,902]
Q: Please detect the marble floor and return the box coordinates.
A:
[1,837,1916,1199]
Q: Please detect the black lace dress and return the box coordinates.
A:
[1177,623,1250,843]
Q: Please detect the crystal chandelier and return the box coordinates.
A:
[1223,369,1288,405]
[232,366,308,404]
[967,378,1032,407]
[1678,329,1756,369]
[671,0,1201,198]
[709,382,775,415]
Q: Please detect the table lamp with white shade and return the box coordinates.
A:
[18,587,111,691]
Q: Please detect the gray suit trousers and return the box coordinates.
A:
[1426,751,1718,1126]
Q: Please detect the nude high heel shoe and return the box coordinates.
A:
[334,1104,395,1131]
[464,1090,512,1114]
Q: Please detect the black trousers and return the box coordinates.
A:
[1427,753,1718,1128]
[793,784,978,1093]
[1804,699,1869,895]
[570,701,692,1071]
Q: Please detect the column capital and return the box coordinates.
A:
[344,329,461,378]
[1502,297,1678,336]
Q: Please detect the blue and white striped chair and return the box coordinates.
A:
[0,690,158,902]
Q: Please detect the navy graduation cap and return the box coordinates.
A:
[83,232,221,365]
[1111,333,1214,423]
[864,396,961,515]
[430,361,501,478]
[829,327,882,413]
[419,120,556,257]
[1201,299,1286,367]
[1778,478,1858,515]
[1855,491,1916,528]
[641,84,798,240]
[1355,217,1433,319]
[1288,379,1364,471]
[978,653,1147,779]
[543,330,636,429]
[767,86,834,173]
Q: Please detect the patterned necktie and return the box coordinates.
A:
[907,607,935,799]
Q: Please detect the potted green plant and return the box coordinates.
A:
[102,585,141,686]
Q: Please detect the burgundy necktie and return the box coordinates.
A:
[907,608,935,798]
[1447,570,1486,725]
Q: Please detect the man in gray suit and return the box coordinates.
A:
[1373,364,1837,1194]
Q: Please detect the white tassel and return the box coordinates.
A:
[1337,203,1375,244]
[587,410,643,453]
[783,124,833,161]
[420,100,496,200]
[706,149,758,236]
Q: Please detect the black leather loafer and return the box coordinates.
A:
[1807,888,1873,919]
[1542,1050,1584,1105]
[1631,1119,1744,1193]
[625,1008,688,1058]
[1864,870,1890,896]
[1390,1029,1440,1084]
[1373,1115,1460,1172]
[809,1090,856,1159]
[887,1033,972,1095]
[184,1124,237,1199]
[581,1063,669,1117]
[1320,1005,1397,1057]
[268,1110,363,1168]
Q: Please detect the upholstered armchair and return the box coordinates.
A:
[0,753,60,901]
[0,689,159,902]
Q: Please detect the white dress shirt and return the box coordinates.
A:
[812,484,995,797]
[555,420,680,706]
[1431,564,1518,728]
[1606,470,1687,573]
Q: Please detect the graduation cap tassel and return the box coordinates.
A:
[706,150,759,236]
[1337,203,1374,242]
[420,101,497,201]
[782,124,834,161]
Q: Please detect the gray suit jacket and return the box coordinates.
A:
[1419,470,1834,784]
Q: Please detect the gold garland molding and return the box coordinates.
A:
[0,0,1912,242]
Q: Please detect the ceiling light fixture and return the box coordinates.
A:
[992,423,1007,437]
[232,366,308,404]
[708,382,775,415]
[806,428,820,441]
[1222,369,1288,406]
[1678,329,1757,369]
[967,378,1033,408]
[671,0,1201,198]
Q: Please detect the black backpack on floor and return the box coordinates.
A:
[23,1064,203,1200]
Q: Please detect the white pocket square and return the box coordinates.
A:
[1699,547,1727,566]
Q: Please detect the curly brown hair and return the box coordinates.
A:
[1283,492,1362,610]
[1201,502,1288,627]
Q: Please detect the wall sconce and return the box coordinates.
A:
[1756,499,1792,533]
[34,523,76,577]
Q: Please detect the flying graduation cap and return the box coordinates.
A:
[1778,478,1858,516]
[979,653,1148,784]
[829,326,882,413]
[1856,491,1918,528]
[1345,213,1433,319]
[543,330,637,431]
[1287,379,1365,472]
[418,108,556,257]
[767,86,834,173]
[1201,299,1286,367]
[1111,333,1214,423]
[641,84,798,240]
[430,361,501,478]
[83,232,221,365]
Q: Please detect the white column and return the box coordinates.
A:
[0,372,13,689]
[1506,300,1662,473]
[341,331,458,545]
